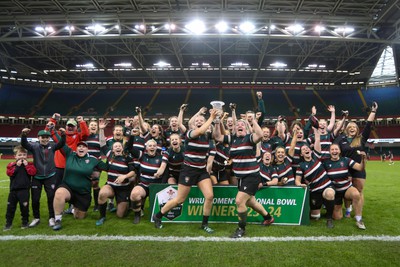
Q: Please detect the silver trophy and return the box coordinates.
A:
[210,101,225,122]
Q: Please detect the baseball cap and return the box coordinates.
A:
[77,141,88,147]
[66,119,77,127]
[38,130,51,137]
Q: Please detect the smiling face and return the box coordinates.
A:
[76,144,88,157]
[226,117,234,129]
[194,115,205,128]
[236,120,247,137]
[151,124,162,137]
[38,135,51,146]
[300,144,312,160]
[275,147,286,163]
[329,144,341,160]
[262,127,270,141]
[66,124,77,134]
[319,119,327,132]
[89,121,98,134]
[113,125,124,141]
[112,142,124,156]
[295,128,304,139]
[169,117,178,128]
[262,151,272,165]
[170,134,181,149]
[345,122,359,138]
[146,140,157,155]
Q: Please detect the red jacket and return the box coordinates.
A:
[47,119,89,168]
[7,161,36,190]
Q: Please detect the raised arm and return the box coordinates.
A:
[98,119,108,148]
[326,105,336,132]
[77,116,89,140]
[333,110,348,138]
[288,129,298,157]
[251,117,263,144]
[20,128,33,151]
[188,107,207,130]
[313,127,321,153]
[189,109,218,139]
[367,102,378,122]
[177,104,188,133]
[135,107,149,134]
[230,103,237,127]
[256,91,266,125]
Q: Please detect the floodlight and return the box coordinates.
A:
[215,21,228,33]
[286,24,304,33]
[270,62,287,68]
[334,27,354,34]
[154,61,171,67]
[185,20,206,34]
[239,22,255,33]
[314,25,325,33]
[165,23,176,30]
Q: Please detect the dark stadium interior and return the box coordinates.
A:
[0,0,399,157]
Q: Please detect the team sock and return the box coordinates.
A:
[99,203,107,218]
[263,213,272,221]
[202,216,209,226]
[238,211,247,229]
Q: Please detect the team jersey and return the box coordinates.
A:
[137,151,166,185]
[306,131,334,161]
[296,151,332,192]
[86,133,101,158]
[163,146,185,174]
[323,157,355,192]
[285,138,309,168]
[164,128,184,147]
[183,130,211,169]
[212,142,230,172]
[259,163,278,184]
[261,136,284,155]
[335,121,372,163]
[224,134,259,178]
[62,145,108,194]
[274,156,295,185]
[106,136,124,149]
[102,147,134,187]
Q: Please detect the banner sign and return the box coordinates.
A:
[149,185,310,225]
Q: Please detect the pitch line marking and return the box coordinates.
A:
[1,235,400,242]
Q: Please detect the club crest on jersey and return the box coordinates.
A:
[85,159,90,164]
[340,162,344,167]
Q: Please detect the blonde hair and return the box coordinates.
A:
[345,122,361,148]
[13,145,27,155]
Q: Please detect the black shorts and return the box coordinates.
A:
[349,168,366,179]
[211,169,229,183]
[169,170,180,180]
[334,189,349,205]
[310,191,324,210]
[138,183,150,198]
[109,184,131,203]
[178,165,210,186]
[237,173,261,196]
[59,184,91,212]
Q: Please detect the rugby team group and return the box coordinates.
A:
[4,91,378,238]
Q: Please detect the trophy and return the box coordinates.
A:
[210,101,225,123]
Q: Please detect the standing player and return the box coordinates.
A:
[152,109,218,233]
[214,118,274,238]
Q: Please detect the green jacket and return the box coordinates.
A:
[62,145,108,194]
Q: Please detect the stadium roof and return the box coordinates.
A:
[0,0,399,89]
